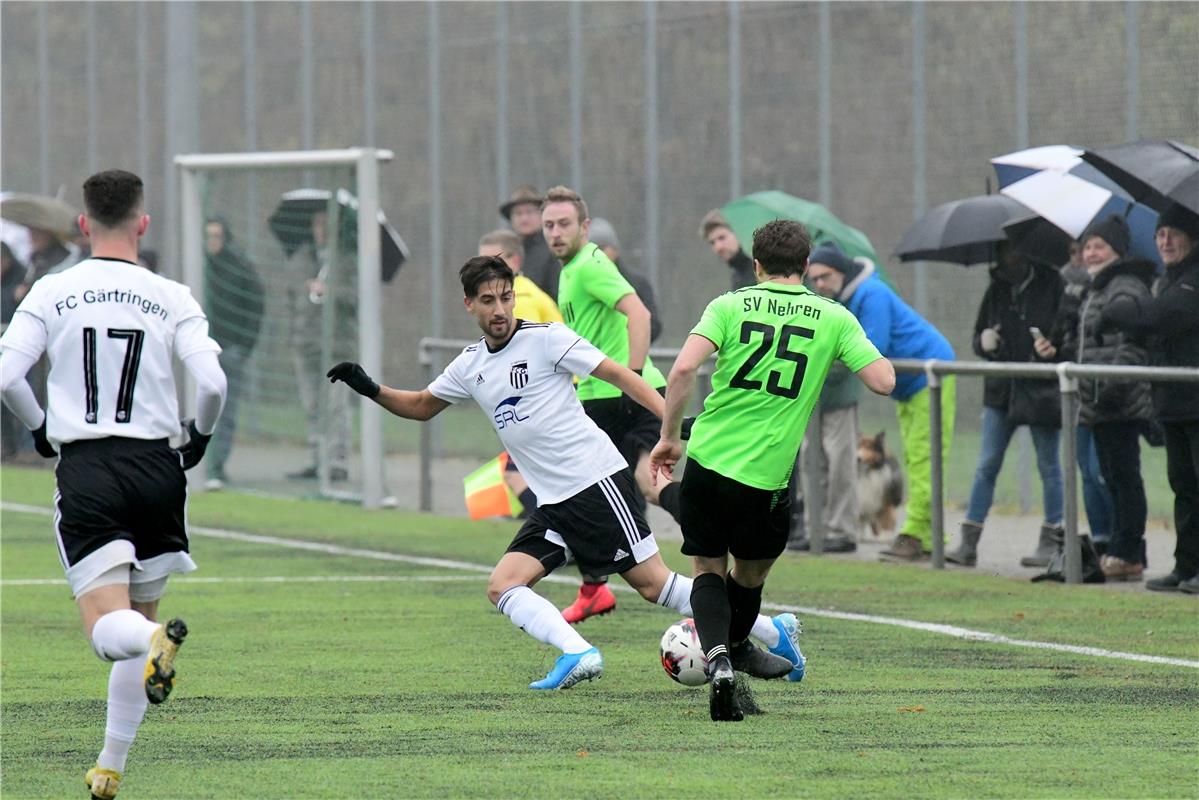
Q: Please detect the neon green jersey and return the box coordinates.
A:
[686,282,882,490]
[556,243,666,401]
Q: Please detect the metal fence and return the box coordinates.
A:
[3,2,1197,403]
[418,337,1199,584]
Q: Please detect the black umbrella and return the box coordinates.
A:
[1002,212,1073,267]
[268,188,410,282]
[895,194,1027,265]
[1080,139,1199,216]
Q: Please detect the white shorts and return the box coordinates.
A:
[70,539,197,600]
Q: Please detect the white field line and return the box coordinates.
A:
[4,501,1197,670]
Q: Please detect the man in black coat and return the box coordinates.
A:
[501,186,560,299]
[699,210,756,291]
[946,243,1066,568]
[203,217,265,489]
[1104,205,1199,592]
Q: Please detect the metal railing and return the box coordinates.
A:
[417,336,1199,584]
[889,359,1199,583]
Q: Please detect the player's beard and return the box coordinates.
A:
[550,234,583,264]
[487,315,512,340]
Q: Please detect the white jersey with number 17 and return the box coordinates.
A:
[0,257,221,447]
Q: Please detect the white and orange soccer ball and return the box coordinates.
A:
[659,618,709,686]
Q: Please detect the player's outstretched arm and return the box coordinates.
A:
[327,362,450,421]
[649,334,716,485]
[590,358,664,418]
[856,357,896,396]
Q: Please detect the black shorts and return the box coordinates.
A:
[506,468,659,576]
[680,458,791,561]
[582,389,664,469]
[54,438,190,587]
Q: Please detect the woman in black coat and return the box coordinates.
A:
[1036,215,1154,582]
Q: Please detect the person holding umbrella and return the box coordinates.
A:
[944,242,1066,569]
[1100,206,1199,593]
[805,242,956,563]
[699,210,756,290]
[1035,215,1155,582]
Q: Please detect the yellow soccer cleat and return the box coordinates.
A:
[144,618,188,704]
[85,765,122,800]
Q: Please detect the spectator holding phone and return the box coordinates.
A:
[946,243,1065,568]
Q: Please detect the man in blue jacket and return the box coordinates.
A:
[806,243,956,561]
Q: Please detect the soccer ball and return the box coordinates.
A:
[660,618,709,686]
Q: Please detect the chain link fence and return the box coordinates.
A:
[3,1,1194,514]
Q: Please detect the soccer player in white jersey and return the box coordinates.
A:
[0,170,227,800]
[328,256,804,690]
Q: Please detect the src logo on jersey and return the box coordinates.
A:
[509,361,529,389]
[493,395,530,430]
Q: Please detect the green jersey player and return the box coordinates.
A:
[650,220,895,721]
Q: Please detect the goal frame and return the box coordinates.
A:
[174,148,394,509]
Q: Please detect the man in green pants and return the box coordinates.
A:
[805,242,956,562]
[541,186,684,622]
[650,220,896,720]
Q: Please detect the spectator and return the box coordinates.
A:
[587,218,663,343]
[699,210,756,290]
[14,225,79,302]
[1053,240,1116,554]
[806,242,956,562]
[202,217,265,490]
[1103,206,1199,593]
[501,185,560,299]
[286,210,351,482]
[798,364,863,554]
[945,243,1065,568]
[1037,215,1154,582]
[1,240,29,458]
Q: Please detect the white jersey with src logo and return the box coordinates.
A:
[0,257,221,447]
[427,320,627,505]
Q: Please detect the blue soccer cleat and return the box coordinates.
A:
[529,647,603,690]
[768,613,806,682]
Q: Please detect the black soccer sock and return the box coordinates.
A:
[657,481,682,525]
[726,575,764,645]
[690,572,731,662]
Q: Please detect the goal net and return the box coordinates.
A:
[175,149,393,507]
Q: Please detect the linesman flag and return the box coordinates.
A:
[463,452,523,520]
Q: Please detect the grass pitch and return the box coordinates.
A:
[2,466,1196,799]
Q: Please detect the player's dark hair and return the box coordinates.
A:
[459,255,514,297]
[752,219,812,277]
[82,170,144,228]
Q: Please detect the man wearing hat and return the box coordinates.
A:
[501,185,560,299]
[1102,206,1199,592]
[805,242,956,562]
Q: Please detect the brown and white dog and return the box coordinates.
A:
[857,432,905,537]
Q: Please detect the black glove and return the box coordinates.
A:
[327,362,380,399]
[176,420,211,471]
[31,421,57,458]
[680,416,695,441]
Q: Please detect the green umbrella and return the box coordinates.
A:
[719,190,891,282]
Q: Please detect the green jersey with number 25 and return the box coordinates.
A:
[686,282,882,490]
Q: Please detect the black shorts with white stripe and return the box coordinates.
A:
[506,468,656,576]
[54,436,188,568]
